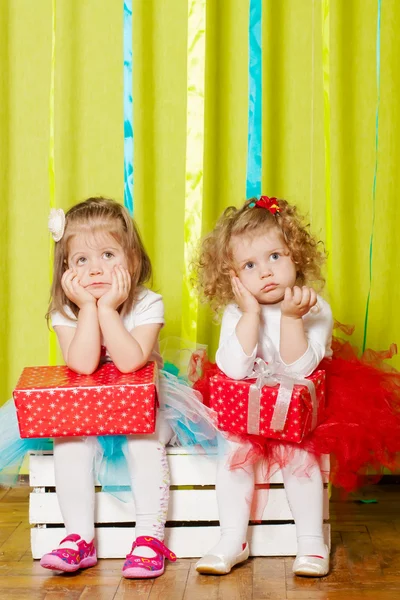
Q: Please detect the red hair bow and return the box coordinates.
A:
[249,196,280,214]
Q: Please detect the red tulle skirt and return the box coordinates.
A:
[192,329,400,492]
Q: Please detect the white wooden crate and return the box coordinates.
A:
[29,448,330,559]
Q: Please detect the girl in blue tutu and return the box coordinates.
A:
[0,197,216,578]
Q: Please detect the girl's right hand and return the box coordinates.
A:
[231,273,260,314]
[61,269,97,309]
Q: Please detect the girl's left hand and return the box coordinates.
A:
[98,265,131,311]
[281,286,317,319]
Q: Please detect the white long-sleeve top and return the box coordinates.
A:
[216,296,333,380]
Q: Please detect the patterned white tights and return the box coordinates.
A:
[53,411,172,557]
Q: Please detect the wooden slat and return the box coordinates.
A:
[148,560,191,600]
[182,561,220,600]
[3,482,400,598]
[30,523,331,559]
[28,450,330,487]
[29,488,329,524]
[217,557,254,600]
[253,556,287,599]
[0,522,32,562]
[113,577,154,600]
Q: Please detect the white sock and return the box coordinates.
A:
[281,448,328,559]
[205,438,254,559]
[53,437,96,551]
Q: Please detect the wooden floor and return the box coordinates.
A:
[1,484,400,599]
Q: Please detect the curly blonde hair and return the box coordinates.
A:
[46,197,152,324]
[195,197,326,313]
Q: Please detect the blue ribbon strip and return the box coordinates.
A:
[123,0,134,215]
[362,0,381,352]
[246,0,262,199]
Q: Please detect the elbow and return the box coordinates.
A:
[280,349,323,378]
[302,365,318,378]
[224,368,249,381]
[115,365,136,374]
[114,358,148,374]
[67,364,98,375]
[279,357,314,378]
[65,355,100,375]
[291,365,314,378]
[216,358,250,381]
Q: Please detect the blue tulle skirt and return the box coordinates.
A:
[0,367,218,489]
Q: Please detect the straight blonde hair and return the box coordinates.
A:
[46,197,152,324]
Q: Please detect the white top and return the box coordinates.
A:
[51,287,165,368]
[216,296,333,380]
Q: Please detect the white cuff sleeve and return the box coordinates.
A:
[279,341,325,377]
[216,331,257,380]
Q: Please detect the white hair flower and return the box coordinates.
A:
[48,208,66,242]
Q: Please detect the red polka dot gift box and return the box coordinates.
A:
[208,361,325,443]
[13,362,158,438]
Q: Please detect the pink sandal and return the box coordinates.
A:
[122,536,177,578]
[40,533,97,572]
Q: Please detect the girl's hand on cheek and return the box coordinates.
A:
[98,265,131,311]
[231,272,260,315]
[61,269,97,308]
[281,286,317,319]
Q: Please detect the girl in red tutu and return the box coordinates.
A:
[193,196,400,578]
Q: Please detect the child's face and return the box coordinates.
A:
[67,232,129,299]
[231,227,297,304]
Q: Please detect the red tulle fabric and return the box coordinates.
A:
[192,331,400,492]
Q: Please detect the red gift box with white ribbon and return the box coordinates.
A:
[209,359,325,443]
[13,362,158,438]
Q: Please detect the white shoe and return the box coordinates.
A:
[292,547,330,577]
[195,543,250,575]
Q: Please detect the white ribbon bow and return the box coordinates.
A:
[246,358,318,435]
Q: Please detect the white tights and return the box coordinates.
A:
[53,411,172,554]
[208,438,327,559]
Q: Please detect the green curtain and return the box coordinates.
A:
[1,0,399,403]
